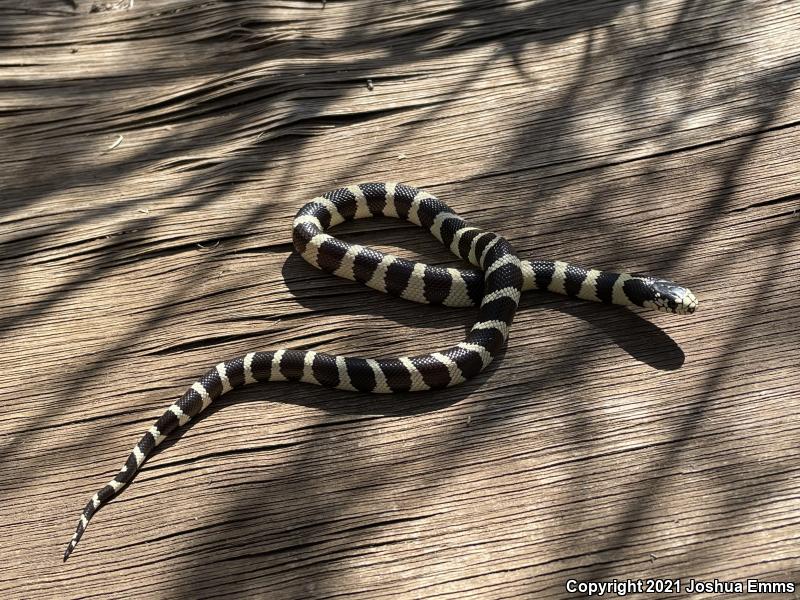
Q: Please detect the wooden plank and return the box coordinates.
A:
[1,1,798,598]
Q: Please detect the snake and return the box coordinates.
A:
[64,182,698,561]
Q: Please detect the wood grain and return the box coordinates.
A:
[1,1,798,598]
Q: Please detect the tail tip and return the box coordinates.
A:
[63,540,76,562]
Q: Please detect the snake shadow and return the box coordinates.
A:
[280,247,686,373]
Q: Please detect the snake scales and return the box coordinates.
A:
[64,182,697,560]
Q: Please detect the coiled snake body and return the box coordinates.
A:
[65,182,697,560]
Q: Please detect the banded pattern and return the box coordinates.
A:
[64,182,697,561]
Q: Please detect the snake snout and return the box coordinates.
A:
[650,279,698,315]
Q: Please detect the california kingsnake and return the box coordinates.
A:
[64,182,697,560]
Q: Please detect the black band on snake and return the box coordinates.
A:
[64,182,698,561]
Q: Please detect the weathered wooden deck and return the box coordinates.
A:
[2,1,799,598]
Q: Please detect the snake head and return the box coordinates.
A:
[630,276,698,314]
